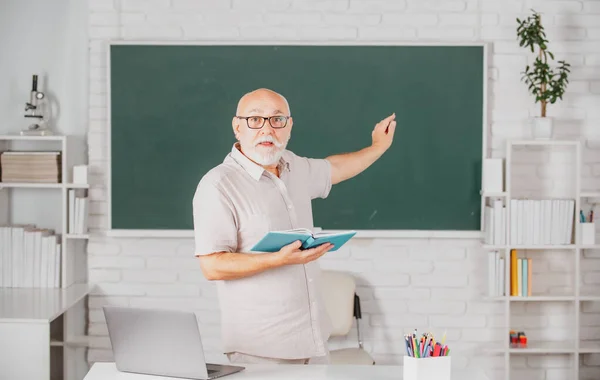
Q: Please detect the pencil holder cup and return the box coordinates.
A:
[403,356,451,380]
[579,223,595,245]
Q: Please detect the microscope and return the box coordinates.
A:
[21,74,53,135]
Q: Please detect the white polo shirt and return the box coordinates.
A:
[192,143,333,360]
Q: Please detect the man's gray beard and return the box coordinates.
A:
[247,145,286,166]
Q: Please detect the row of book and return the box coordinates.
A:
[484,199,575,245]
[488,249,532,297]
[488,250,505,297]
[0,151,62,183]
[484,200,506,245]
[510,249,532,297]
[68,190,89,234]
[0,225,61,288]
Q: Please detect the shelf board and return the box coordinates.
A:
[509,341,574,354]
[580,341,600,354]
[483,244,600,250]
[580,192,600,198]
[580,245,600,250]
[484,295,576,301]
[580,295,600,301]
[484,193,600,200]
[485,341,600,354]
[0,182,63,188]
[482,245,576,250]
[65,183,89,189]
[50,335,90,348]
[0,182,89,189]
[511,245,576,249]
[509,295,574,301]
[0,135,66,141]
[64,234,90,240]
[0,283,92,323]
[509,140,580,147]
[482,192,507,197]
[487,295,600,302]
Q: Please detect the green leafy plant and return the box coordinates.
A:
[517,9,570,117]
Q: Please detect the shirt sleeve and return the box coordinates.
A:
[192,179,238,256]
[304,157,333,200]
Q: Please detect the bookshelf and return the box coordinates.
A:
[482,139,600,380]
[0,135,92,380]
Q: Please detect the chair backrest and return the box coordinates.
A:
[320,270,356,337]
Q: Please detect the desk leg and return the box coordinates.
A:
[0,322,49,380]
[63,297,88,380]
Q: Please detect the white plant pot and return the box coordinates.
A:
[532,117,553,140]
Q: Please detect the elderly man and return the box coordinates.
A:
[192,88,396,365]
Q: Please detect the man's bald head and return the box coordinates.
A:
[232,88,293,168]
[235,88,291,116]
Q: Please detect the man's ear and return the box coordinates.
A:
[232,117,240,139]
[288,116,293,131]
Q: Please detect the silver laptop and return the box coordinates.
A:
[103,306,245,379]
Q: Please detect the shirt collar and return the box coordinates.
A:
[228,143,290,181]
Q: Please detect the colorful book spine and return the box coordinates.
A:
[527,258,532,296]
[511,249,518,296]
[509,249,533,297]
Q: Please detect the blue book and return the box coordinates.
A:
[251,228,357,253]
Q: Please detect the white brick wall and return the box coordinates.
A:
[86,0,600,378]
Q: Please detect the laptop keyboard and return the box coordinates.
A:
[208,369,218,374]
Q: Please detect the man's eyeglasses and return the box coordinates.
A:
[236,115,290,129]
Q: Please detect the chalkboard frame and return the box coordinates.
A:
[105,40,490,239]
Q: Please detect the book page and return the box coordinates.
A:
[313,230,353,237]
[278,228,312,234]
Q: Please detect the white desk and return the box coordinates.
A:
[85,362,487,380]
[0,284,91,380]
[84,362,402,380]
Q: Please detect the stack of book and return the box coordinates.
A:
[508,198,574,245]
[0,151,62,183]
[68,190,88,234]
[488,250,505,297]
[510,249,532,297]
[0,224,61,288]
[488,249,532,297]
[484,198,575,245]
[484,199,506,245]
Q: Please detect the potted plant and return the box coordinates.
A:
[517,9,570,139]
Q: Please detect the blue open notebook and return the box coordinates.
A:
[250,228,357,253]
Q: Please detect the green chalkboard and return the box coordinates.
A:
[109,43,484,231]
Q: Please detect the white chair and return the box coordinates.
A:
[320,270,375,365]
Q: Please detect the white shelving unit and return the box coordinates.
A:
[482,139,600,380]
[0,135,92,380]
